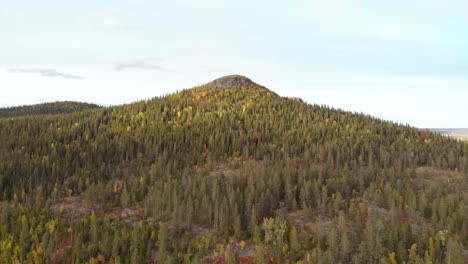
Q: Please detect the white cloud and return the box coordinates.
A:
[114,57,175,72]
[7,68,84,80]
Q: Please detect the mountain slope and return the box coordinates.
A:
[0,101,99,118]
[0,75,466,263]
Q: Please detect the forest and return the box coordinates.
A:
[0,101,99,118]
[0,75,466,263]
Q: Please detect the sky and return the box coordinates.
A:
[1,0,467,128]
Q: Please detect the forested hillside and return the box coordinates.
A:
[0,101,99,118]
[0,75,466,263]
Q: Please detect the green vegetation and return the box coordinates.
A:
[0,76,466,263]
[0,101,99,117]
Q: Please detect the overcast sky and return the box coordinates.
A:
[1,0,467,128]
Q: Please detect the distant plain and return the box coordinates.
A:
[430,128,468,141]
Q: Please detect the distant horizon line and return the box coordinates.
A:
[1,100,467,130]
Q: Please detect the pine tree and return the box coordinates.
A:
[289,226,300,260]
[444,237,464,264]
[158,222,168,262]
[19,215,31,260]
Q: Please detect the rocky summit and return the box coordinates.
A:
[204,75,258,89]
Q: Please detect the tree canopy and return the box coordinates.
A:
[0,78,466,263]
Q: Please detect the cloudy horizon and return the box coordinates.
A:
[1,0,467,128]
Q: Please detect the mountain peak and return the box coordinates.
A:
[204,75,258,89]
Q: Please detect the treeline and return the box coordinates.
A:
[0,101,99,118]
[0,82,466,263]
